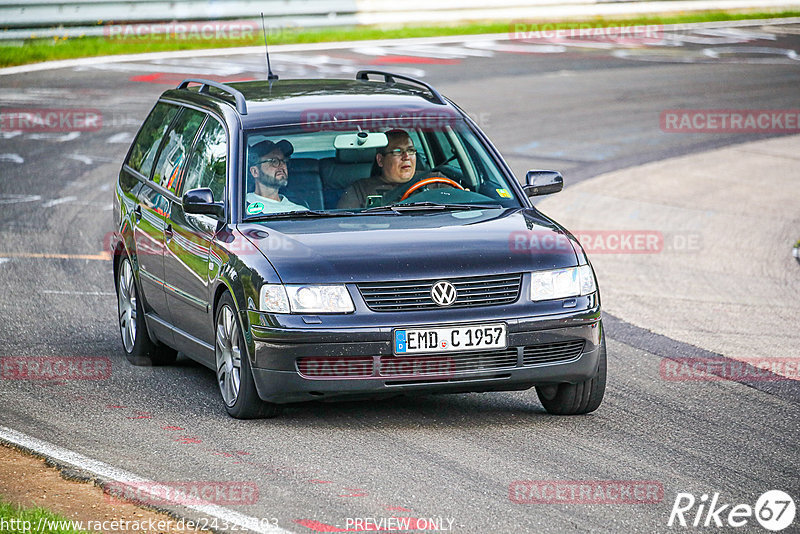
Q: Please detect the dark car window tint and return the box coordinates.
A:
[127,103,178,178]
[182,119,227,202]
[152,108,205,193]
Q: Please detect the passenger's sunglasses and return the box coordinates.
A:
[258,157,289,168]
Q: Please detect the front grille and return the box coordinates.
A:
[379,348,518,376]
[522,340,585,365]
[358,273,522,311]
[297,357,373,378]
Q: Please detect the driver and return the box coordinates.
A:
[336,130,421,209]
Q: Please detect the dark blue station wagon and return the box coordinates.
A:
[111,71,606,418]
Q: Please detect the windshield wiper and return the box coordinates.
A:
[246,210,355,221]
[361,202,502,213]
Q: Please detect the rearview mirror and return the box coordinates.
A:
[334,131,388,150]
[183,188,223,218]
[523,170,563,197]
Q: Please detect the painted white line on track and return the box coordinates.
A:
[106,132,134,144]
[42,196,77,208]
[27,132,81,142]
[0,258,10,266]
[42,290,115,296]
[0,153,24,164]
[0,251,110,260]
[66,154,95,165]
[0,426,293,534]
[0,193,40,204]
[1,17,799,76]
[66,154,116,165]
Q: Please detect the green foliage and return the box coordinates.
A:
[0,498,93,534]
[2,10,799,67]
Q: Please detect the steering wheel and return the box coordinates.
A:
[399,177,465,202]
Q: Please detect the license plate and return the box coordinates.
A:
[393,323,507,355]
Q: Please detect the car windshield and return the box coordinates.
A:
[242,119,522,219]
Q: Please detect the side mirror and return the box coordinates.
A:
[523,170,563,197]
[183,188,223,218]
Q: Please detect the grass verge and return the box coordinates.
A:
[0,498,93,534]
[1,9,799,68]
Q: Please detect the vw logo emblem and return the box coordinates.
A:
[431,280,457,306]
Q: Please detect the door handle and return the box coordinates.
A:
[165,224,173,240]
[134,205,142,221]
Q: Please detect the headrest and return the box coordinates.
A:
[319,158,374,190]
[287,158,319,173]
[336,147,378,164]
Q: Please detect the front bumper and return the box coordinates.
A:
[247,302,603,404]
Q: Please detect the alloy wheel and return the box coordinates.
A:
[216,304,242,407]
[117,259,137,353]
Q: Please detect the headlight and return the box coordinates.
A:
[530,265,596,302]
[260,284,290,313]
[259,284,354,313]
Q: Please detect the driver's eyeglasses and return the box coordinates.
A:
[384,148,417,157]
[258,157,288,168]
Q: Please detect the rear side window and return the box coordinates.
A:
[182,119,227,202]
[152,108,206,193]
[127,103,178,178]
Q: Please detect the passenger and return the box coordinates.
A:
[336,130,420,209]
[245,139,306,215]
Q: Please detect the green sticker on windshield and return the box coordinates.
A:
[247,202,264,215]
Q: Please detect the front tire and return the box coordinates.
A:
[116,256,177,366]
[215,293,280,419]
[537,335,607,415]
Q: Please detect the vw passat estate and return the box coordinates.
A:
[111,71,606,418]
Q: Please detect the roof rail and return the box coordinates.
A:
[355,70,446,105]
[177,78,248,115]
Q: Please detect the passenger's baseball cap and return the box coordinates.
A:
[248,139,294,167]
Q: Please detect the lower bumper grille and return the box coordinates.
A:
[297,357,373,378]
[379,349,517,377]
[296,340,587,379]
[522,340,585,365]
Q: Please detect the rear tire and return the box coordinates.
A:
[537,335,606,415]
[116,256,177,366]
[215,293,281,419]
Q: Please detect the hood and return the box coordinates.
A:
[238,208,578,284]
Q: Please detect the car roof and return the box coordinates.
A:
[161,77,463,130]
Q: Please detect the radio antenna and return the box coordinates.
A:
[261,13,278,83]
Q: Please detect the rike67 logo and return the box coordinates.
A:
[668,490,795,531]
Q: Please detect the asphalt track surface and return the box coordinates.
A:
[1,21,799,533]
